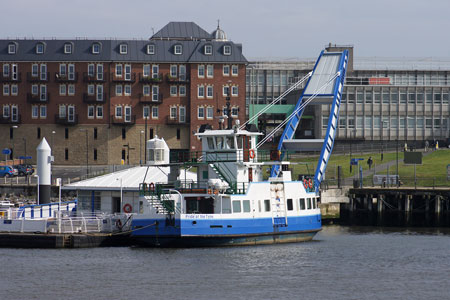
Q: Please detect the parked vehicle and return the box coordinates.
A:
[13,165,29,176]
[0,166,15,178]
[25,165,35,175]
[11,167,18,176]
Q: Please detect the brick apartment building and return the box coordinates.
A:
[0,22,247,165]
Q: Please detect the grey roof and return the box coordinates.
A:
[151,22,212,40]
[0,39,247,63]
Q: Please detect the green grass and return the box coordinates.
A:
[288,149,450,187]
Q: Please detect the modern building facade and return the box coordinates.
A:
[246,45,450,147]
[0,22,247,165]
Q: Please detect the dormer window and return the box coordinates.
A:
[64,43,72,54]
[119,44,128,54]
[92,43,101,54]
[147,44,155,55]
[8,43,17,54]
[204,45,212,55]
[223,45,231,55]
[36,43,45,54]
[174,44,182,55]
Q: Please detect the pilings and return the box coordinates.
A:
[341,187,450,226]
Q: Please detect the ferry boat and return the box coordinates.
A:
[131,49,348,247]
[131,128,321,247]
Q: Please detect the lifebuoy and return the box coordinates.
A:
[208,189,212,194]
[123,203,132,213]
[303,179,308,190]
[249,149,255,159]
[149,182,155,192]
[309,179,313,189]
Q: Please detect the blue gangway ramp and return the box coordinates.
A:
[270,50,349,191]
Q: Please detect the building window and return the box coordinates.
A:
[152,106,159,119]
[92,43,101,54]
[170,65,177,78]
[207,65,214,78]
[223,45,231,55]
[96,85,103,101]
[198,106,204,119]
[88,64,95,77]
[143,64,150,77]
[36,127,41,139]
[64,43,72,54]
[116,64,123,77]
[207,107,213,119]
[40,105,47,118]
[32,105,39,119]
[124,84,131,96]
[223,65,230,76]
[36,43,44,54]
[68,84,75,96]
[170,107,177,119]
[94,128,98,140]
[179,85,186,96]
[232,65,238,76]
[204,45,212,55]
[87,84,95,95]
[116,84,123,96]
[143,85,150,96]
[119,44,127,54]
[115,106,123,118]
[170,86,177,96]
[3,84,9,96]
[198,65,205,78]
[65,128,69,139]
[31,64,38,77]
[223,86,230,96]
[65,148,69,160]
[152,86,159,101]
[143,106,150,119]
[177,128,180,140]
[198,85,205,98]
[232,86,238,96]
[152,65,159,78]
[147,44,155,55]
[174,44,182,55]
[96,106,103,118]
[179,106,186,123]
[8,43,16,54]
[93,149,97,161]
[11,84,18,96]
[207,86,213,98]
[88,106,95,118]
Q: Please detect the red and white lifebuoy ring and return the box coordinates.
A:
[123,203,132,213]
[249,149,255,159]
[303,179,308,190]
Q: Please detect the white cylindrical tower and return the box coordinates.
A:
[36,138,52,204]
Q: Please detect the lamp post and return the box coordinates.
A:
[140,130,144,165]
[33,174,39,205]
[11,125,18,161]
[79,129,89,178]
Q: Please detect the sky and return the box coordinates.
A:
[2,0,450,60]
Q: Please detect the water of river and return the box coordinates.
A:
[1,225,449,300]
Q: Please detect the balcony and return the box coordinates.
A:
[55,73,78,83]
[0,73,22,83]
[83,93,107,104]
[139,73,163,84]
[55,114,78,125]
[0,115,21,124]
[83,73,107,82]
[138,93,163,104]
[27,93,50,103]
[112,73,136,83]
[166,115,189,125]
[166,74,190,84]
[111,115,136,125]
[27,72,50,82]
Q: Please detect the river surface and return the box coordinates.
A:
[1,225,450,300]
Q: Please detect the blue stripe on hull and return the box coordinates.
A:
[131,215,321,247]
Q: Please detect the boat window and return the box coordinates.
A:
[207,137,215,150]
[216,137,225,149]
[300,198,306,210]
[264,199,270,212]
[242,200,250,212]
[232,200,241,213]
[313,198,317,209]
[222,197,231,214]
[287,199,293,211]
[258,200,261,212]
[226,137,235,149]
[307,198,312,209]
[236,136,243,149]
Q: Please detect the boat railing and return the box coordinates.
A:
[169,150,292,164]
